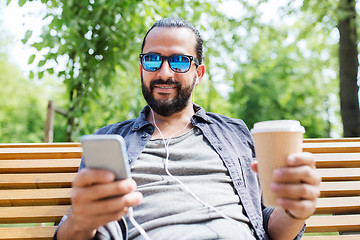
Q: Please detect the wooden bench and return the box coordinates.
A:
[0,143,82,240]
[0,139,359,239]
[302,138,360,239]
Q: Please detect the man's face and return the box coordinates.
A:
[140,27,199,117]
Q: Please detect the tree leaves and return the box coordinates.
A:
[18,0,26,7]
[38,71,44,79]
[28,54,36,64]
[21,30,32,44]
[0,58,48,143]
[38,60,46,67]
[13,0,343,140]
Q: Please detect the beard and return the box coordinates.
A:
[141,73,196,117]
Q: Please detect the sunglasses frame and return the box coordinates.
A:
[139,53,200,73]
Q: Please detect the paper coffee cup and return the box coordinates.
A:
[250,120,305,207]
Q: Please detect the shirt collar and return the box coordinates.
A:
[131,105,152,131]
[192,103,214,124]
[132,104,213,132]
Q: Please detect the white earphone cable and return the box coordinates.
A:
[150,108,240,225]
[128,207,151,240]
[128,107,242,240]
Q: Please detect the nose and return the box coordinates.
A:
[156,59,174,79]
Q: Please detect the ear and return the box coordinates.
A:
[139,63,142,74]
[195,64,205,86]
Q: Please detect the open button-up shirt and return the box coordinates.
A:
[82,104,305,240]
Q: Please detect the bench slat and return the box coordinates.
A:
[317,168,360,181]
[303,142,360,153]
[0,226,57,240]
[0,143,80,148]
[0,148,82,160]
[313,153,360,161]
[304,138,360,143]
[0,159,80,173]
[303,137,360,143]
[316,196,360,214]
[306,214,360,233]
[302,235,360,240]
[313,153,360,168]
[0,188,71,207]
[0,205,70,223]
[316,159,360,168]
[0,173,76,189]
[320,181,360,197]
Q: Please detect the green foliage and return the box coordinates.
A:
[2,0,345,141]
[215,1,340,137]
[17,0,226,141]
[0,16,45,142]
[0,55,45,142]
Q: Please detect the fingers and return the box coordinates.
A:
[68,168,143,233]
[73,168,138,202]
[71,191,143,226]
[68,191,142,234]
[273,152,321,185]
[286,152,316,169]
[270,152,321,219]
[271,182,320,200]
[92,191,142,215]
[273,165,322,185]
[276,198,318,220]
[73,168,115,187]
[72,178,138,203]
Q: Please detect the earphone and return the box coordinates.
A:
[193,76,197,103]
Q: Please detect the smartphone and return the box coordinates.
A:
[81,134,131,180]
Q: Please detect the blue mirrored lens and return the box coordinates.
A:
[143,54,162,71]
[170,55,190,72]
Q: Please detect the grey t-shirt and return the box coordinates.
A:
[126,127,256,240]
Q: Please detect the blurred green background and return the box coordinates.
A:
[1,0,359,143]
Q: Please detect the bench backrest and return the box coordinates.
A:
[0,143,81,240]
[302,139,360,239]
[0,139,359,239]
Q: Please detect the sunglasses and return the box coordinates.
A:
[139,53,199,73]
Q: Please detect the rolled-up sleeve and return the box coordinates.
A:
[262,206,306,240]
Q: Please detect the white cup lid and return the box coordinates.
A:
[250,120,305,134]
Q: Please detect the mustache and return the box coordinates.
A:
[150,79,181,90]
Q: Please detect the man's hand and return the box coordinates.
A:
[251,152,321,219]
[270,152,321,219]
[251,152,321,239]
[57,168,143,240]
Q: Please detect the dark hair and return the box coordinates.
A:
[141,18,204,65]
